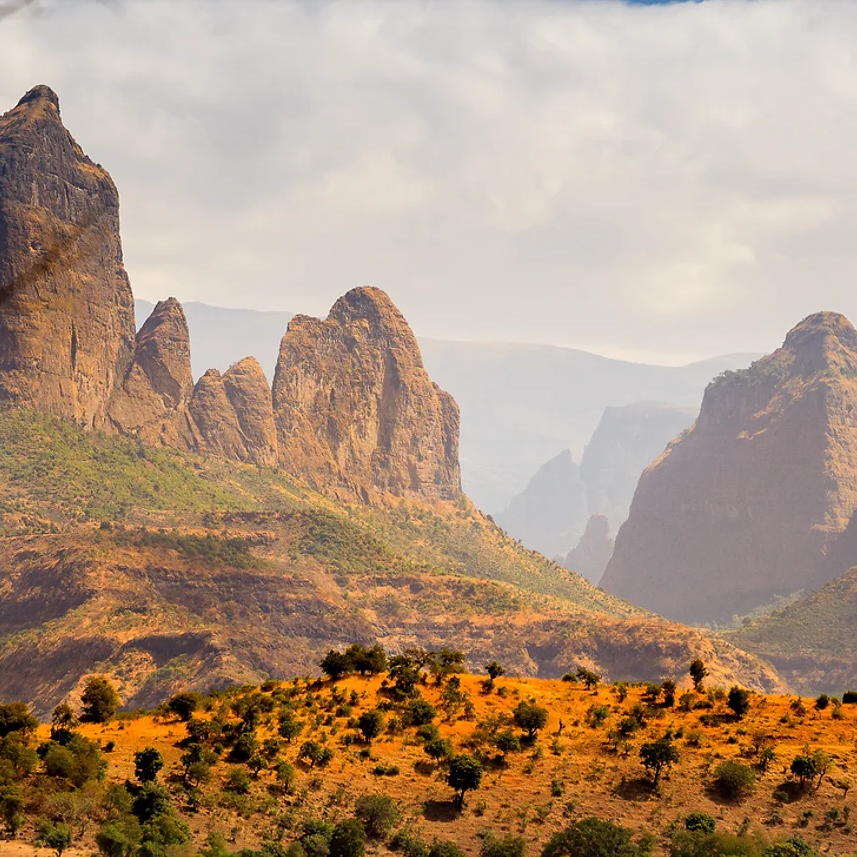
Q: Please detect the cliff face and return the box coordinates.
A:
[272,287,461,501]
[0,86,136,427]
[562,514,614,585]
[601,312,857,624]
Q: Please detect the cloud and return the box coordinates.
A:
[0,0,855,362]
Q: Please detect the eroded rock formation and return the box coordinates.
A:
[272,287,461,501]
[562,514,614,585]
[0,85,136,426]
[601,312,857,623]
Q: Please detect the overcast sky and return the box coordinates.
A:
[2,0,856,363]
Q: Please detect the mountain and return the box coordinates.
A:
[493,449,587,559]
[0,84,788,712]
[602,312,857,625]
[495,402,697,558]
[0,85,136,426]
[135,299,758,512]
[562,513,615,585]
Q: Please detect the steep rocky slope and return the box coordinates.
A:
[0,85,136,426]
[493,450,587,559]
[272,287,461,502]
[602,312,857,625]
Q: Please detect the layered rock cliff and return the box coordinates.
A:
[0,85,136,426]
[272,287,461,501]
[601,312,857,624]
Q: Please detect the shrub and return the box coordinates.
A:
[406,698,437,727]
[354,794,400,839]
[684,812,716,834]
[36,818,72,856]
[428,842,464,857]
[713,761,755,801]
[0,702,38,738]
[95,816,143,857]
[541,817,647,857]
[585,705,610,728]
[815,694,830,711]
[425,737,454,764]
[330,819,367,857]
[166,692,201,721]
[727,687,751,719]
[229,731,258,763]
[225,768,252,794]
[481,834,526,857]
[80,677,120,723]
[842,690,857,704]
[492,730,521,759]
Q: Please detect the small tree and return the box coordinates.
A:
[513,700,548,739]
[661,680,677,708]
[357,709,385,743]
[575,668,601,690]
[684,812,716,834]
[493,729,522,761]
[278,715,304,743]
[0,783,24,836]
[36,818,72,857]
[485,661,505,680]
[166,692,201,721]
[447,754,482,805]
[80,676,120,723]
[320,649,351,681]
[50,704,78,746]
[639,737,679,786]
[329,819,367,857]
[727,686,751,719]
[425,737,454,765]
[134,747,164,783]
[689,659,708,693]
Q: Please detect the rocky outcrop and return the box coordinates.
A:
[562,514,614,585]
[0,85,136,427]
[271,287,461,501]
[171,361,278,466]
[601,312,857,624]
[494,450,588,558]
[580,402,697,532]
[108,298,193,439]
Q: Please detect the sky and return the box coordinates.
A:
[1,0,856,364]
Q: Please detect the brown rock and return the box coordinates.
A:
[107,297,193,438]
[0,86,135,426]
[601,311,857,623]
[221,357,278,466]
[272,286,460,500]
[562,514,614,585]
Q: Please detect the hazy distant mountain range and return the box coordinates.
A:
[136,299,758,511]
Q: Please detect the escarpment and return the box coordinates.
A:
[601,312,857,624]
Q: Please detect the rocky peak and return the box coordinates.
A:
[272,286,461,501]
[107,297,193,437]
[0,85,135,427]
[602,311,857,623]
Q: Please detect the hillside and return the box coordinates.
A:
[0,406,787,717]
[1,670,855,857]
[728,567,857,695]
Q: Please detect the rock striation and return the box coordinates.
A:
[0,85,136,426]
[562,514,614,585]
[272,287,461,501]
[601,312,857,624]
